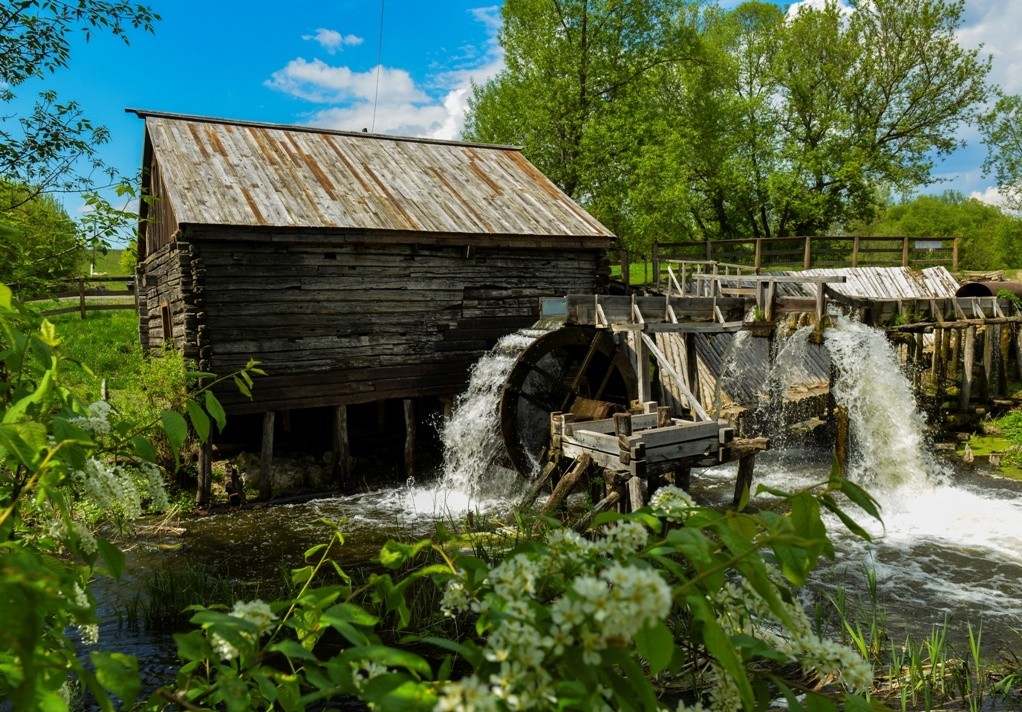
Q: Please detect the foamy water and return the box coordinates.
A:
[695,316,1022,645]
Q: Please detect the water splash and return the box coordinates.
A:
[712,329,751,416]
[824,316,943,498]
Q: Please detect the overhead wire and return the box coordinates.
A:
[371,0,385,133]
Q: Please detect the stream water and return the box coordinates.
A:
[98,318,1022,688]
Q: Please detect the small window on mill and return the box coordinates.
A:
[160,302,174,344]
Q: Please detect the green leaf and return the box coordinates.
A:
[0,422,47,468]
[634,621,674,675]
[340,646,432,678]
[205,390,227,432]
[267,639,319,662]
[160,410,188,452]
[820,494,872,541]
[185,400,210,442]
[0,283,10,309]
[377,539,430,570]
[686,593,755,709]
[96,537,125,579]
[840,478,883,521]
[233,376,252,398]
[130,436,158,463]
[91,651,140,710]
[323,602,379,627]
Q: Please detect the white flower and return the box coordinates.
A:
[650,485,696,521]
[230,599,276,633]
[72,400,114,437]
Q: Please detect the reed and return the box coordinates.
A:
[119,562,241,631]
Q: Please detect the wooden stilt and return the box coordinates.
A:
[541,454,592,516]
[998,325,1010,397]
[733,453,755,509]
[950,327,961,381]
[936,329,950,406]
[835,405,849,473]
[676,466,692,492]
[930,327,942,381]
[627,475,646,512]
[196,440,213,508]
[332,404,352,485]
[961,326,975,410]
[914,333,925,390]
[982,325,994,404]
[259,410,275,501]
[684,332,700,418]
[403,399,415,479]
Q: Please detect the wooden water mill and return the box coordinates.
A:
[501,298,770,522]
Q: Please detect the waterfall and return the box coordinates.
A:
[438,330,540,501]
[824,316,943,496]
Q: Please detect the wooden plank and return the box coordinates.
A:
[644,437,720,463]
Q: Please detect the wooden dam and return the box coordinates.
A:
[129,110,1022,511]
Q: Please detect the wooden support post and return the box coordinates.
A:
[998,325,1010,398]
[541,454,592,516]
[936,329,949,407]
[403,399,415,479]
[851,236,860,267]
[1016,324,1022,385]
[625,329,652,404]
[627,475,646,512]
[803,236,812,269]
[676,466,692,492]
[901,236,910,267]
[754,238,763,272]
[961,326,975,410]
[573,490,622,533]
[614,412,633,462]
[930,327,942,381]
[440,396,454,423]
[196,440,213,508]
[982,325,994,404]
[915,332,925,390]
[332,405,352,485]
[733,453,755,509]
[657,406,671,428]
[835,406,849,474]
[950,327,961,381]
[521,460,558,509]
[259,410,275,501]
[78,277,86,319]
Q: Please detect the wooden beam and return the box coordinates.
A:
[640,331,710,421]
[332,404,352,486]
[404,399,415,479]
[961,326,975,410]
[196,440,212,508]
[982,325,994,404]
[259,410,275,500]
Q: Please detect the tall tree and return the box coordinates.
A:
[980,93,1022,211]
[0,2,159,212]
[465,0,695,211]
[0,180,83,295]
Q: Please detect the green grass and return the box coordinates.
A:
[48,310,142,395]
[610,260,655,286]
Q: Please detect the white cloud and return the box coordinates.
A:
[957,0,1022,94]
[302,28,363,55]
[269,6,504,139]
[267,59,428,105]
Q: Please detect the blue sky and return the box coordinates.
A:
[14,0,1022,236]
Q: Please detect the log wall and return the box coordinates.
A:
[142,231,607,414]
[137,241,200,359]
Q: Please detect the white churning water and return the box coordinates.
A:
[707,316,1022,644]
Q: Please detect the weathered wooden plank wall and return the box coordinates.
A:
[176,236,604,413]
[137,242,199,359]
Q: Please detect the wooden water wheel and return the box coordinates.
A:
[499,326,636,477]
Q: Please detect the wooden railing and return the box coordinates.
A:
[652,235,959,287]
[20,275,136,318]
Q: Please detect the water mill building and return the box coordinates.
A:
[128,109,613,497]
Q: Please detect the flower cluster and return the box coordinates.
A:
[435,520,670,711]
[211,599,277,662]
[72,457,169,518]
[71,400,114,437]
[649,485,697,522]
[711,575,873,695]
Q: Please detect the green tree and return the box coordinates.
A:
[0,180,84,295]
[866,191,1022,269]
[0,2,158,212]
[465,0,695,231]
[980,93,1022,211]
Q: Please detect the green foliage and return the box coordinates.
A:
[469,0,992,251]
[980,93,1022,212]
[156,468,891,711]
[0,180,84,296]
[0,3,159,211]
[0,284,258,708]
[863,191,1022,270]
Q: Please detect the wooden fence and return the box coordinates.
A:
[20,275,136,318]
[651,235,959,288]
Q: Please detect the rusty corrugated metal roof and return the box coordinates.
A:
[129,110,613,240]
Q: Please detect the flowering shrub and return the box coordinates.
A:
[165,472,887,712]
[0,284,260,708]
